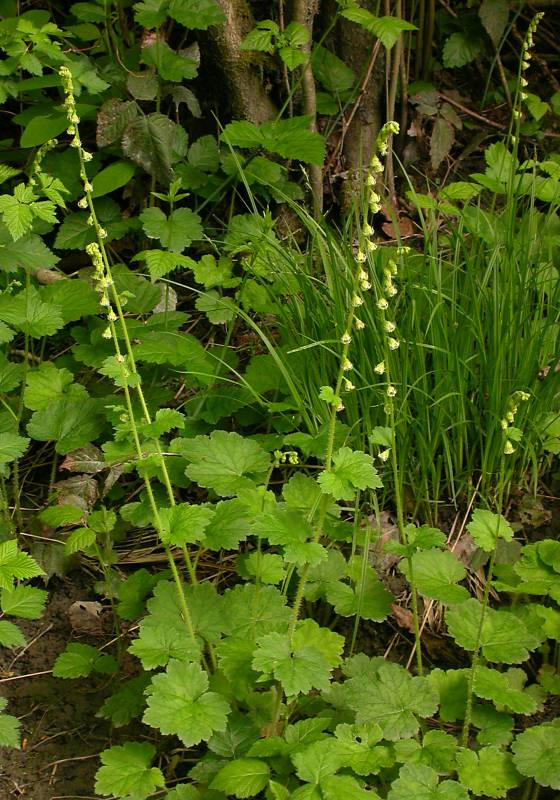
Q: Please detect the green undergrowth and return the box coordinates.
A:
[0,6,559,800]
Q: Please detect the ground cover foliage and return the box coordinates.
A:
[0,0,559,798]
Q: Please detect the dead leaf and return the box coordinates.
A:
[453,532,477,568]
[60,444,105,474]
[391,603,414,633]
[68,601,104,635]
[34,268,64,285]
[381,215,414,240]
[54,475,98,513]
[430,117,454,170]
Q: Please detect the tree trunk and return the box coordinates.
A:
[211,0,278,124]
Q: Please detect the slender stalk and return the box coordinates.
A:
[58,67,199,647]
[461,548,496,746]
[386,356,422,675]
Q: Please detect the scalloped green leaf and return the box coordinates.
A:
[143,659,230,747]
[512,721,560,790]
[95,742,165,799]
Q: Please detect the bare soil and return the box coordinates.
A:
[0,573,121,799]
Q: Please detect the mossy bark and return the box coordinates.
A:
[211,0,278,124]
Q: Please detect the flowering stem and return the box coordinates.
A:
[58,66,198,646]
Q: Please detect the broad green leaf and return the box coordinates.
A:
[0,226,59,273]
[446,598,540,663]
[512,721,560,790]
[311,46,355,92]
[467,509,513,552]
[473,665,537,714]
[27,394,104,454]
[331,573,392,621]
[0,287,63,337]
[211,759,270,798]
[168,0,226,30]
[339,6,416,48]
[0,540,44,590]
[292,737,346,783]
[129,616,200,670]
[181,430,270,496]
[98,354,140,389]
[128,581,202,669]
[427,668,469,722]
[240,552,286,584]
[368,15,416,48]
[319,774,378,800]
[24,362,74,411]
[137,408,185,439]
[0,189,55,240]
[417,730,458,773]
[439,182,481,202]
[133,0,169,28]
[127,71,159,101]
[115,569,161,621]
[165,785,201,800]
[20,112,68,148]
[254,507,326,567]
[97,675,151,727]
[208,712,260,759]
[143,659,230,747]
[0,355,22,390]
[157,503,215,546]
[0,700,20,748]
[252,619,344,696]
[0,165,21,184]
[142,40,198,82]
[203,499,251,550]
[91,160,136,198]
[55,202,131,250]
[472,705,514,747]
[191,255,239,290]
[221,116,325,166]
[52,643,118,678]
[222,583,290,640]
[240,20,278,52]
[133,331,211,378]
[0,432,29,465]
[64,527,96,555]
[334,721,391,776]
[399,549,469,604]
[0,584,47,619]
[195,290,236,324]
[456,746,520,798]
[72,2,107,22]
[133,249,197,281]
[140,206,203,253]
[318,447,382,500]
[0,619,25,648]
[497,540,560,601]
[188,135,220,172]
[442,32,482,68]
[95,742,165,799]
[387,763,468,800]
[344,660,439,740]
